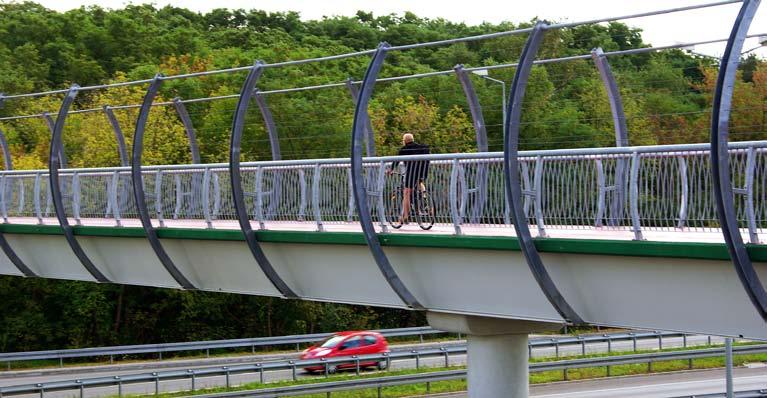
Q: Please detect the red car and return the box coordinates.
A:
[301,331,390,373]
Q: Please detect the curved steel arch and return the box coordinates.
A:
[102,106,130,167]
[351,43,424,310]
[131,75,197,290]
[172,98,202,164]
[453,65,489,152]
[0,97,36,277]
[49,85,110,283]
[591,48,629,227]
[710,0,767,321]
[252,91,282,219]
[454,65,490,224]
[43,112,68,168]
[345,79,376,157]
[503,22,583,324]
[252,91,282,161]
[229,62,297,299]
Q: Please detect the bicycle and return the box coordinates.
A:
[386,171,435,230]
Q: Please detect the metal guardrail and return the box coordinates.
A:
[2,141,766,241]
[0,328,688,368]
[0,326,442,366]
[1,339,759,398]
[674,391,767,398]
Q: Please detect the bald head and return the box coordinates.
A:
[402,133,414,144]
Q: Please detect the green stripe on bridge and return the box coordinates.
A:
[1,223,764,262]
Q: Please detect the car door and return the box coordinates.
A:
[339,336,363,356]
[360,334,381,365]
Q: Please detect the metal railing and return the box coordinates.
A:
[0,327,442,367]
[2,343,763,398]
[1,141,765,242]
[0,328,690,369]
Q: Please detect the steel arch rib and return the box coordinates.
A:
[710,0,767,321]
[591,48,629,226]
[504,23,583,324]
[345,79,376,157]
[49,85,110,282]
[351,43,424,310]
[131,75,197,290]
[252,91,282,161]
[229,62,297,298]
[102,106,130,167]
[454,65,490,224]
[0,120,36,277]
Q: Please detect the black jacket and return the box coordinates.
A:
[392,142,430,180]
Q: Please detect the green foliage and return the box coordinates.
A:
[0,3,764,350]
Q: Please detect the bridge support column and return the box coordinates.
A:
[427,312,561,398]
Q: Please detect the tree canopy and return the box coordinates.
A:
[0,2,764,351]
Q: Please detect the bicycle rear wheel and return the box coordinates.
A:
[386,188,404,229]
[415,189,435,230]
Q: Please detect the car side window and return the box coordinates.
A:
[363,335,378,346]
[342,336,362,349]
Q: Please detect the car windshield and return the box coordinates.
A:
[318,335,346,348]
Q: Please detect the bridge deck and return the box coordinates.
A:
[4,216,759,244]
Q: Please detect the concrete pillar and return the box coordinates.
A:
[427,312,562,398]
[468,333,528,397]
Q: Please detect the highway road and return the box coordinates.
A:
[0,335,728,398]
[429,366,767,398]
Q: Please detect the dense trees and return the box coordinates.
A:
[0,2,764,351]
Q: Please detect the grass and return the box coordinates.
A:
[96,342,767,398]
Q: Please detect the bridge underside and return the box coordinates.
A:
[1,219,765,340]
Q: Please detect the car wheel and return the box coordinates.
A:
[377,360,388,370]
[327,365,338,374]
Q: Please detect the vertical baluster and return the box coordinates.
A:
[533,156,547,238]
[202,168,212,229]
[34,173,43,224]
[313,164,324,232]
[449,158,462,235]
[72,173,81,226]
[154,170,165,228]
[630,152,644,240]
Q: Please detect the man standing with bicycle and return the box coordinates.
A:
[387,133,430,224]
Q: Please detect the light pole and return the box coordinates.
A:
[472,69,507,136]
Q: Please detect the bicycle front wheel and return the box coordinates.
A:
[386,188,404,229]
[415,189,435,230]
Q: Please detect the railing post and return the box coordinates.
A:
[0,174,7,223]
[744,146,759,244]
[173,174,183,219]
[298,169,307,221]
[676,157,689,229]
[630,152,644,240]
[72,172,81,226]
[347,168,355,222]
[595,159,606,227]
[533,155,547,237]
[154,170,165,228]
[449,158,463,235]
[34,173,42,224]
[313,164,324,232]
[109,171,122,226]
[255,167,266,230]
[376,161,389,233]
[202,168,212,229]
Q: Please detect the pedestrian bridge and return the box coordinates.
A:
[0,141,764,340]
